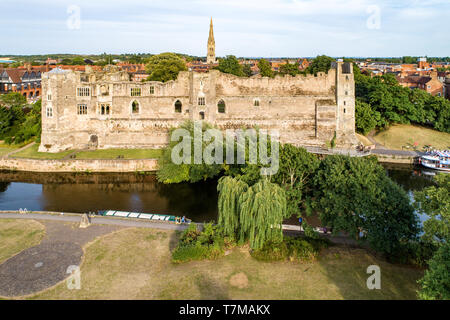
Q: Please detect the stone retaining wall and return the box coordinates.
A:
[0,158,158,173]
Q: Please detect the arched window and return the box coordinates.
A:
[175,100,182,113]
[217,100,225,113]
[132,100,139,114]
[254,99,260,107]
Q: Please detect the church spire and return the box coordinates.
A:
[207,17,216,64]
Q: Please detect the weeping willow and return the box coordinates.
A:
[217,176,249,239]
[239,179,287,250]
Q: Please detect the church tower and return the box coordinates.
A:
[207,18,216,64]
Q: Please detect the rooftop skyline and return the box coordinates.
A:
[3,0,450,57]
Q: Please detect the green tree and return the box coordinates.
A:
[417,244,450,300]
[257,59,274,78]
[217,176,288,250]
[216,55,244,77]
[0,106,13,137]
[306,55,334,75]
[415,174,450,245]
[242,64,253,77]
[239,179,287,249]
[156,120,223,184]
[145,52,187,82]
[355,100,380,135]
[0,92,27,108]
[312,155,419,254]
[273,144,320,218]
[279,61,300,76]
[217,176,249,240]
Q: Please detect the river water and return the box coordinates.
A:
[0,164,439,223]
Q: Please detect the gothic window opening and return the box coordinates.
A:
[198,97,205,106]
[254,99,260,107]
[132,100,140,114]
[100,103,111,115]
[199,111,205,120]
[217,99,225,113]
[175,100,182,113]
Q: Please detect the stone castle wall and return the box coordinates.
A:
[39,62,357,153]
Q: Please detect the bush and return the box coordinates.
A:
[389,240,438,267]
[418,244,450,300]
[171,223,229,263]
[251,236,329,262]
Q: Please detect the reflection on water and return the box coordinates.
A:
[0,164,441,224]
[0,172,218,222]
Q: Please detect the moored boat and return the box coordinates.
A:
[419,150,450,172]
[97,210,191,224]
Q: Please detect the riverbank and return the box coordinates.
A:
[0,157,159,172]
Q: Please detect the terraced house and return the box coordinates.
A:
[0,66,43,100]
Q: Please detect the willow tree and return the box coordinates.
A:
[217,176,248,239]
[239,179,288,250]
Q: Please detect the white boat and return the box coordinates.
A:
[419,150,450,172]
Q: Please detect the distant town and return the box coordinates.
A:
[1,54,449,103]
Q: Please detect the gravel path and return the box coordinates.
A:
[0,220,120,297]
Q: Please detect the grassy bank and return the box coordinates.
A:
[374,124,450,151]
[31,228,423,300]
[0,144,19,157]
[11,144,74,160]
[0,219,45,263]
[9,144,162,160]
[75,148,163,160]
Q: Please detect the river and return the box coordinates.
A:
[0,164,439,223]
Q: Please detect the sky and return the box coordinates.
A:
[2,0,449,57]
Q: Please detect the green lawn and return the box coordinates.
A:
[0,144,19,157]
[374,124,450,151]
[31,228,423,300]
[9,144,162,160]
[0,219,45,264]
[11,144,74,159]
[75,148,163,159]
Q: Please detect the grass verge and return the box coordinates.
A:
[75,148,163,159]
[374,124,450,151]
[0,219,45,263]
[11,144,74,160]
[30,228,423,300]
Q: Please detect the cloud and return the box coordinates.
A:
[1,0,449,56]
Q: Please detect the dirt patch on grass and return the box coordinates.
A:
[229,272,249,289]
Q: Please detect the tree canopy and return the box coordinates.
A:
[257,59,274,78]
[145,52,187,82]
[312,155,419,254]
[216,55,245,77]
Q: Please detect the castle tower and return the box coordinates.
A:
[207,18,216,64]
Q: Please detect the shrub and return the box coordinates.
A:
[171,223,228,263]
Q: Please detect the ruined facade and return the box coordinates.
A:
[39,61,357,153]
